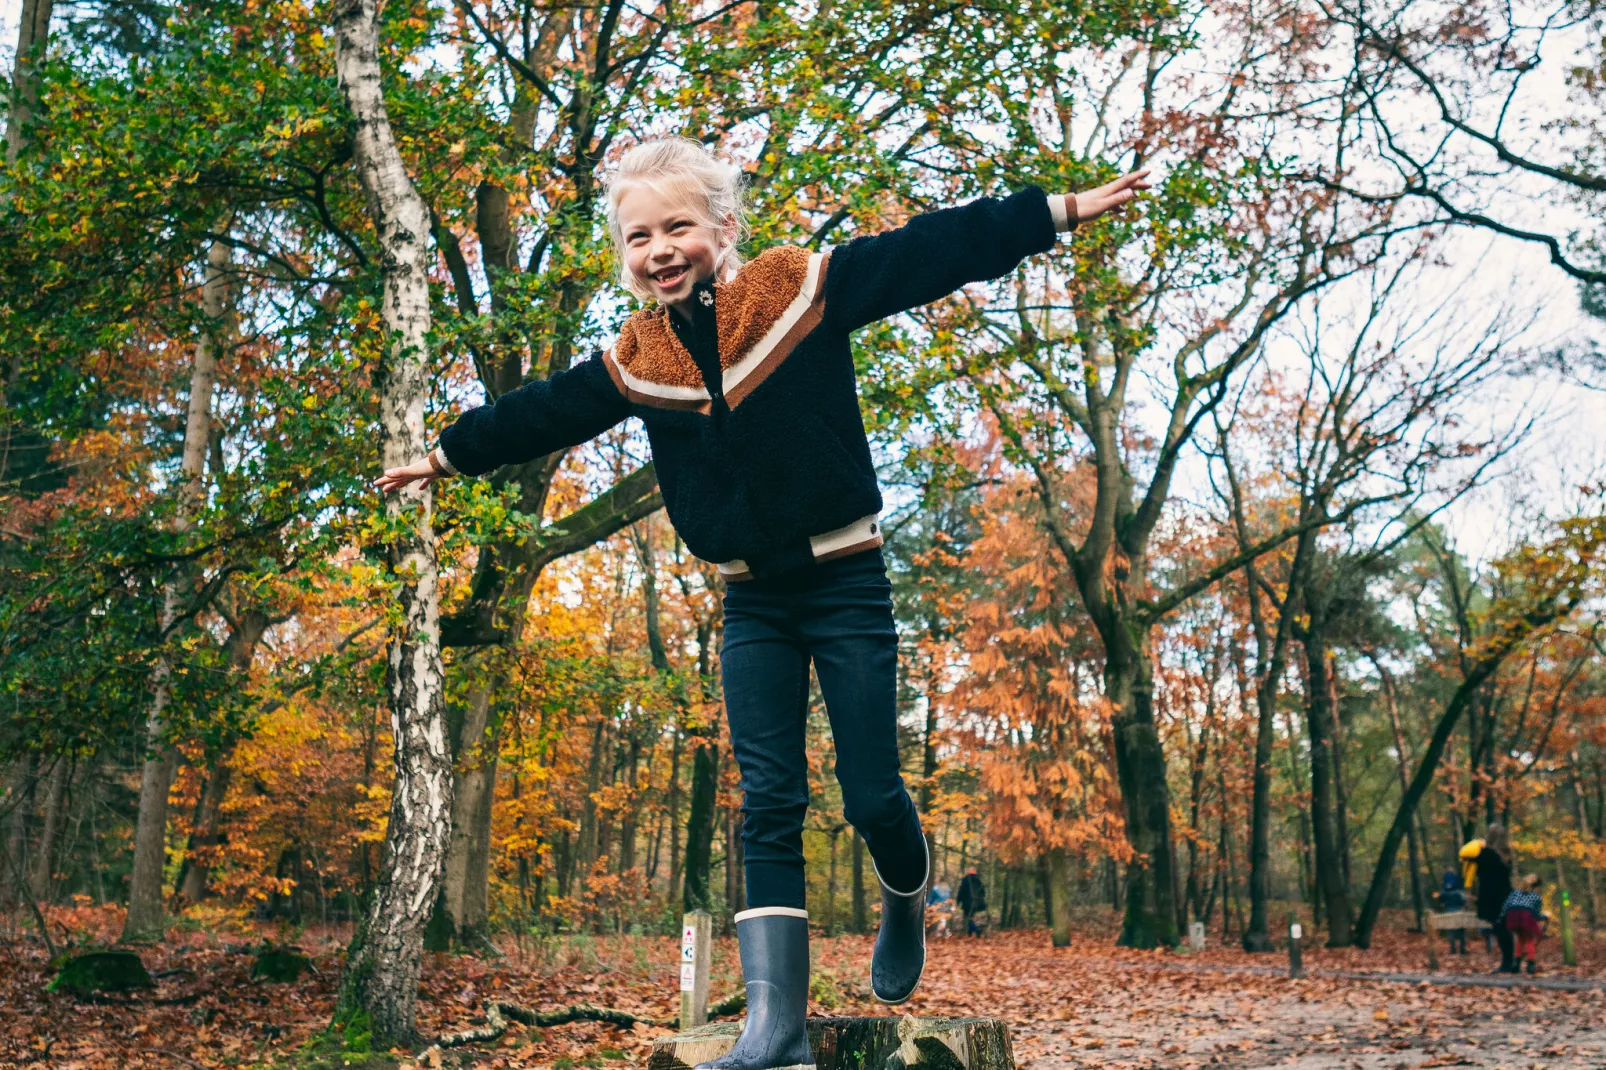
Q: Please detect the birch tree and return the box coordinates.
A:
[330,0,451,1045]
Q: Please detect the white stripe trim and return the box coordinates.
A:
[734,906,809,922]
[810,513,881,557]
[1048,192,1069,231]
[717,512,881,577]
[720,253,824,397]
[613,358,711,403]
[432,445,460,477]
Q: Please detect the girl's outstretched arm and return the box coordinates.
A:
[821,171,1150,334]
[374,351,629,493]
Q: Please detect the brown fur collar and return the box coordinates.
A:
[609,245,817,394]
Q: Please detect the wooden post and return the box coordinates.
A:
[651,1016,1014,1070]
[1558,890,1577,967]
[679,910,712,1028]
[1188,920,1205,952]
[1286,914,1304,979]
[1425,914,1439,971]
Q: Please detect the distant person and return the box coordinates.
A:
[926,881,954,938]
[957,866,987,937]
[1436,870,1468,954]
[1466,824,1517,973]
[1500,874,1547,975]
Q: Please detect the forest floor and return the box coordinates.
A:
[1,906,1602,1070]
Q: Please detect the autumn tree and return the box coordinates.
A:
[1355,511,1606,945]
[1213,259,1525,948]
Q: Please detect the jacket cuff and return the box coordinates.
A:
[430,445,460,477]
[1048,193,1079,232]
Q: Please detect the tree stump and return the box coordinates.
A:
[649,1016,1014,1070]
[47,950,154,997]
[250,946,313,983]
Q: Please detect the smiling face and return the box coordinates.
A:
[615,182,733,315]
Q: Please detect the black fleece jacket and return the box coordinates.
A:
[437,185,1067,579]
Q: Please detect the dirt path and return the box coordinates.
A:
[812,934,1606,1070]
[1115,958,1606,992]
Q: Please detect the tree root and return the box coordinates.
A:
[436,992,747,1049]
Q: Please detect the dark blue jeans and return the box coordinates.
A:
[721,548,927,909]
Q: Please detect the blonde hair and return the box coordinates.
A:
[604,137,751,302]
[1485,823,1512,863]
[1522,873,1541,890]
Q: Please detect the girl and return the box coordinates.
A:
[1500,874,1546,975]
[1469,823,1516,973]
[376,137,1149,1070]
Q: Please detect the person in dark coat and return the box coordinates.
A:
[1471,823,1516,973]
[1437,870,1468,954]
[956,867,987,937]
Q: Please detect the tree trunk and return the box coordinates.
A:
[1375,657,1427,931]
[1046,847,1072,947]
[1105,644,1179,949]
[3,0,54,172]
[1329,663,1354,890]
[682,739,718,912]
[851,830,867,933]
[122,240,228,944]
[177,608,270,906]
[1302,638,1354,947]
[620,734,642,873]
[724,808,745,928]
[578,719,607,886]
[4,757,33,905]
[330,0,453,1045]
[826,826,840,935]
[668,731,682,902]
[178,764,233,906]
[1238,553,1303,950]
[27,758,66,902]
[1573,768,1600,930]
[438,686,497,948]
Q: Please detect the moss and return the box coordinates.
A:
[47,950,154,997]
[263,1033,401,1070]
[251,947,314,983]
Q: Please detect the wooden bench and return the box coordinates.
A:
[1428,910,1480,931]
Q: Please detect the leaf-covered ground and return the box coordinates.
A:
[1,908,1601,1069]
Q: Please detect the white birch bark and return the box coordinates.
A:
[121,240,229,943]
[3,0,55,172]
[330,0,452,1047]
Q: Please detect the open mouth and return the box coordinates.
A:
[652,265,690,287]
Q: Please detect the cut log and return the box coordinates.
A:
[649,1016,1014,1070]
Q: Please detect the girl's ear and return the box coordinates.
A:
[715,212,740,278]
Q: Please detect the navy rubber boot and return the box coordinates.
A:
[870,838,929,1004]
[697,909,815,1070]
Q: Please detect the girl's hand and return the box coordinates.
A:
[1076,170,1153,223]
[374,451,446,494]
